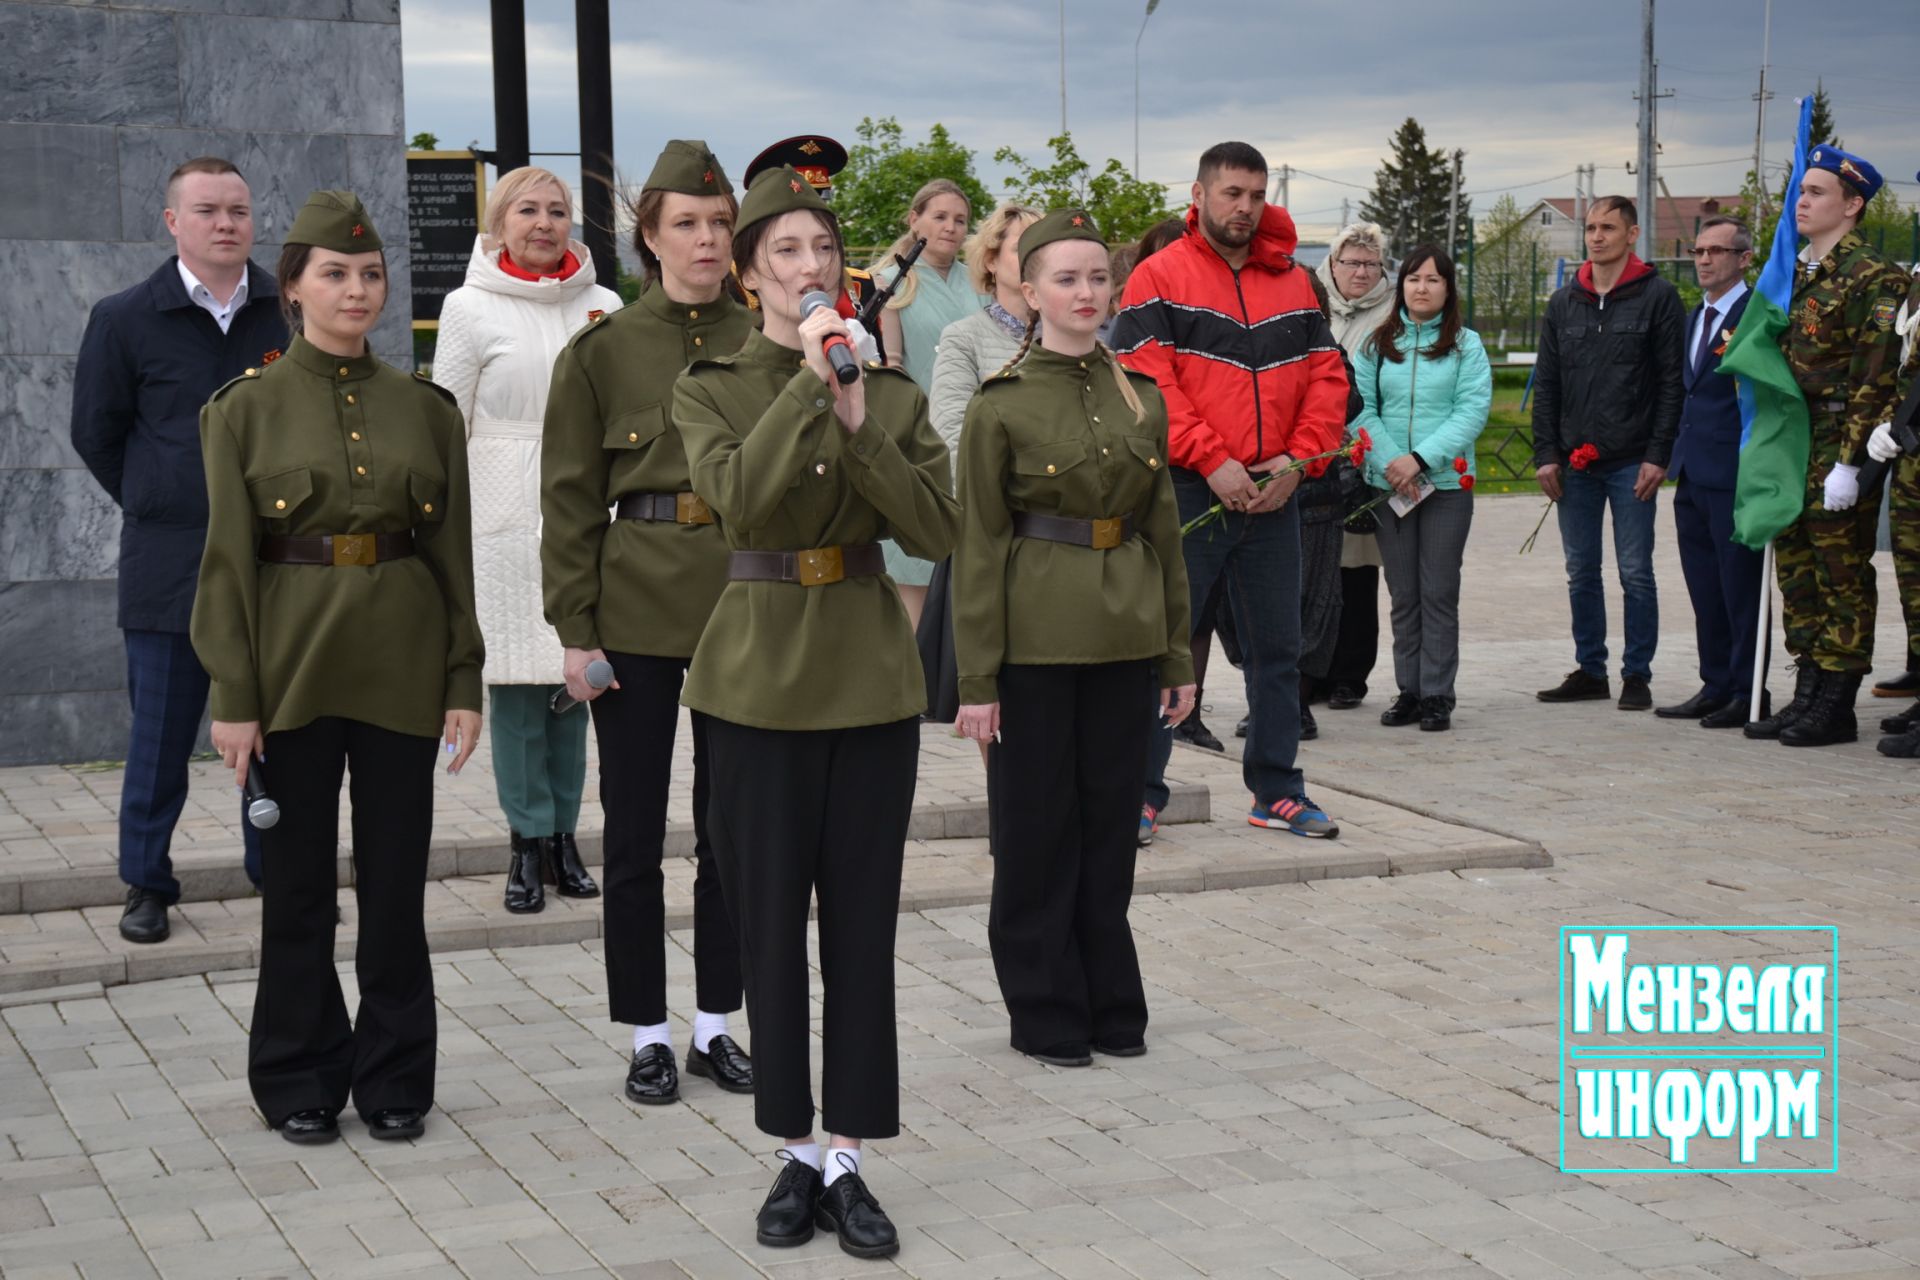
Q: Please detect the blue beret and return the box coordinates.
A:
[1806,145,1882,202]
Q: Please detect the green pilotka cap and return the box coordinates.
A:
[285,190,383,252]
[644,140,732,197]
[736,166,835,235]
[1017,207,1104,270]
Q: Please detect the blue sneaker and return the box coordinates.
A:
[1137,804,1159,847]
[1248,796,1338,839]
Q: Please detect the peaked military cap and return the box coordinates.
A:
[743,136,848,196]
[644,139,732,197]
[736,165,836,235]
[286,190,382,252]
[1806,145,1883,203]
[1018,208,1105,270]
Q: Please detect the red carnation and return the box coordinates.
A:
[1452,455,1469,474]
[1570,443,1600,471]
[1348,440,1365,467]
[1357,427,1374,452]
[1460,474,1475,490]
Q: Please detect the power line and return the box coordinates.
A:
[1284,167,1372,191]
[1464,168,1579,198]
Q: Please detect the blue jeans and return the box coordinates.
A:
[122,629,263,902]
[1144,468,1305,812]
[1556,464,1659,681]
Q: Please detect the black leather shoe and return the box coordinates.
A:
[1538,670,1610,702]
[624,1043,679,1105]
[1234,715,1249,739]
[118,887,170,944]
[367,1108,425,1140]
[504,833,546,914]
[1747,665,1821,739]
[278,1109,339,1145]
[815,1164,900,1259]
[1299,704,1319,741]
[1878,725,1920,757]
[1380,691,1421,727]
[1881,700,1920,734]
[1418,696,1452,732]
[1871,669,1920,698]
[546,833,600,898]
[1617,676,1652,711]
[1327,683,1363,710]
[1023,1042,1092,1067]
[686,1034,753,1093]
[755,1155,821,1248]
[1093,1034,1147,1057]
[1656,688,1726,719]
[1701,694,1767,729]
[1173,714,1225,752]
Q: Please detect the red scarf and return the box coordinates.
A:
[499,248,580,282]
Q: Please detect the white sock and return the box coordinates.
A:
[783,1141,821,1171]
[632,1021,671,1053]
[823,1146,861,1186]
[693,1010,728,1054]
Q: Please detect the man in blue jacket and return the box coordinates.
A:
[1655,216,1766,729]
[70,157,284,944]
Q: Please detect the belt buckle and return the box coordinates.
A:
[331,534,375,566]
[676,492,714,525]
[1089,517,1124,550]
[795,546,844,586]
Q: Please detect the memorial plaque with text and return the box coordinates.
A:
[407,152,486,326]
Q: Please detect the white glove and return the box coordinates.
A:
[844,317,881,366]
[1823,462,1860,511]
[1866,421,1901,463]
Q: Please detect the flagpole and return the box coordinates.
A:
[1750,540,1774,722]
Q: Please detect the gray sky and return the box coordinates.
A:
[400,0,1919,241]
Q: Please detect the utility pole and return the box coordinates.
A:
[1633,0,1669,263]
[1752,0,1773,218]
[575,0,615,289]
[1273,163,1290,208]
[1341,196,1350,229]
[1132,0,1161,178]
[1447,148,1463,252]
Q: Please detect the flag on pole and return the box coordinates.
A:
[1722,96,1814,550]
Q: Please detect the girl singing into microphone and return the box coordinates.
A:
[674,166,959,1261]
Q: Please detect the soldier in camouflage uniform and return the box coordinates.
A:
[1746,147,1910,748]
[1873,262,1920,756]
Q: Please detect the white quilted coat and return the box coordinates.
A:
[432,236,622,685]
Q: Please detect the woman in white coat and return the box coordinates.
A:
[433,166,621,912]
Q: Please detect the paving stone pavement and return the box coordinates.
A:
[2,492,1916,1279]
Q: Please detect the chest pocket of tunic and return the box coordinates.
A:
[408,469,447,525]
[1123,435,1164,474]
[247,466,313,528]
[1011,438,1091,481]
[605,404,667,451]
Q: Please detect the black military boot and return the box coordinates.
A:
[1744,664,1820,740]
[1880,699,1920,735]
[545,833,600,898]
[1780,672,1861,747]
[504,833,546,914]
[1878,724,1920,757]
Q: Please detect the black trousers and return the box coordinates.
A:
[249,717,437,1128]
[989,662,1153,1053]
[705,715,919,1140]
[1325,564,1380,696]
[591,651,742,1026]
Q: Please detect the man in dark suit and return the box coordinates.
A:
[70,157,285,944]
[1657,215,1766,728]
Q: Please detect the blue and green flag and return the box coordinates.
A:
[1722,96,1813,550]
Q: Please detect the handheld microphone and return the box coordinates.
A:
[243,758,280,829]
[800,291,861,385]
[549,658,615,715]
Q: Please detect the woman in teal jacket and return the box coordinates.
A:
[1351,245,1492,732]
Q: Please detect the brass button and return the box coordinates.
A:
[244,367,257,376]
[1149,457,1160,469]
[628,432,639,443]
[274,498,286,510]
[1101,447,1110,456]
[1045,464,1057,475]
[338,367,349,377]
[351,431,361,441]
[346,393,356,405]
[1092,415,1101,423]
[689,309,699,320]
[815,462,827,475]
[693,336,703,346]
[355,465,367,476]
[423,502,433,514]
[1078,361,1087,369]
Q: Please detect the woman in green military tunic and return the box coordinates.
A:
[192,191,484,1145]
[673,167,959,1261]
[952,209,1195,1067]
[540,141,753,1107]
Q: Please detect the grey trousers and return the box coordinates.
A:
[1373,487,1474,704]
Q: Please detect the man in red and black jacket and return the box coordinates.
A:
[1114,141,1349,839]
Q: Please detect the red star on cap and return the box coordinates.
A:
[789,178,803,194]
[1071,215,1085,227]
[351,224,364,238]
[703,169,714,185]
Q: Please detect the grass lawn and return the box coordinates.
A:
[1472,367,1541,494]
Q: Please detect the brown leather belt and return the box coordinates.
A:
[1012,511,1135,550]
[728,543,885,587]
[616,491,714,525]
[258,531,417,566]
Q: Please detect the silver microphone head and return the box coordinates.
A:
[799,290,836,318]
[247,796,281,829]
[585,658,615,690]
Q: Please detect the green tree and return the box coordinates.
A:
[1473,194,1548,345]
[991,133,1177,242]
[409,131,440,151]
[1808,81,1840,150]
[1360,118,1468,257]
[832,116,993,254]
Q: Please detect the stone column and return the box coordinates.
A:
[0,0,412,765]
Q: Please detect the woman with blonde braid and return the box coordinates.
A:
[953,209,1194,1066]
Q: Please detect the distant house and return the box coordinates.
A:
[1521,194,1743,264]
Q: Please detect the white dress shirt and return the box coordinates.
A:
[1689,279,1748,367]
[177,260,249,334]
